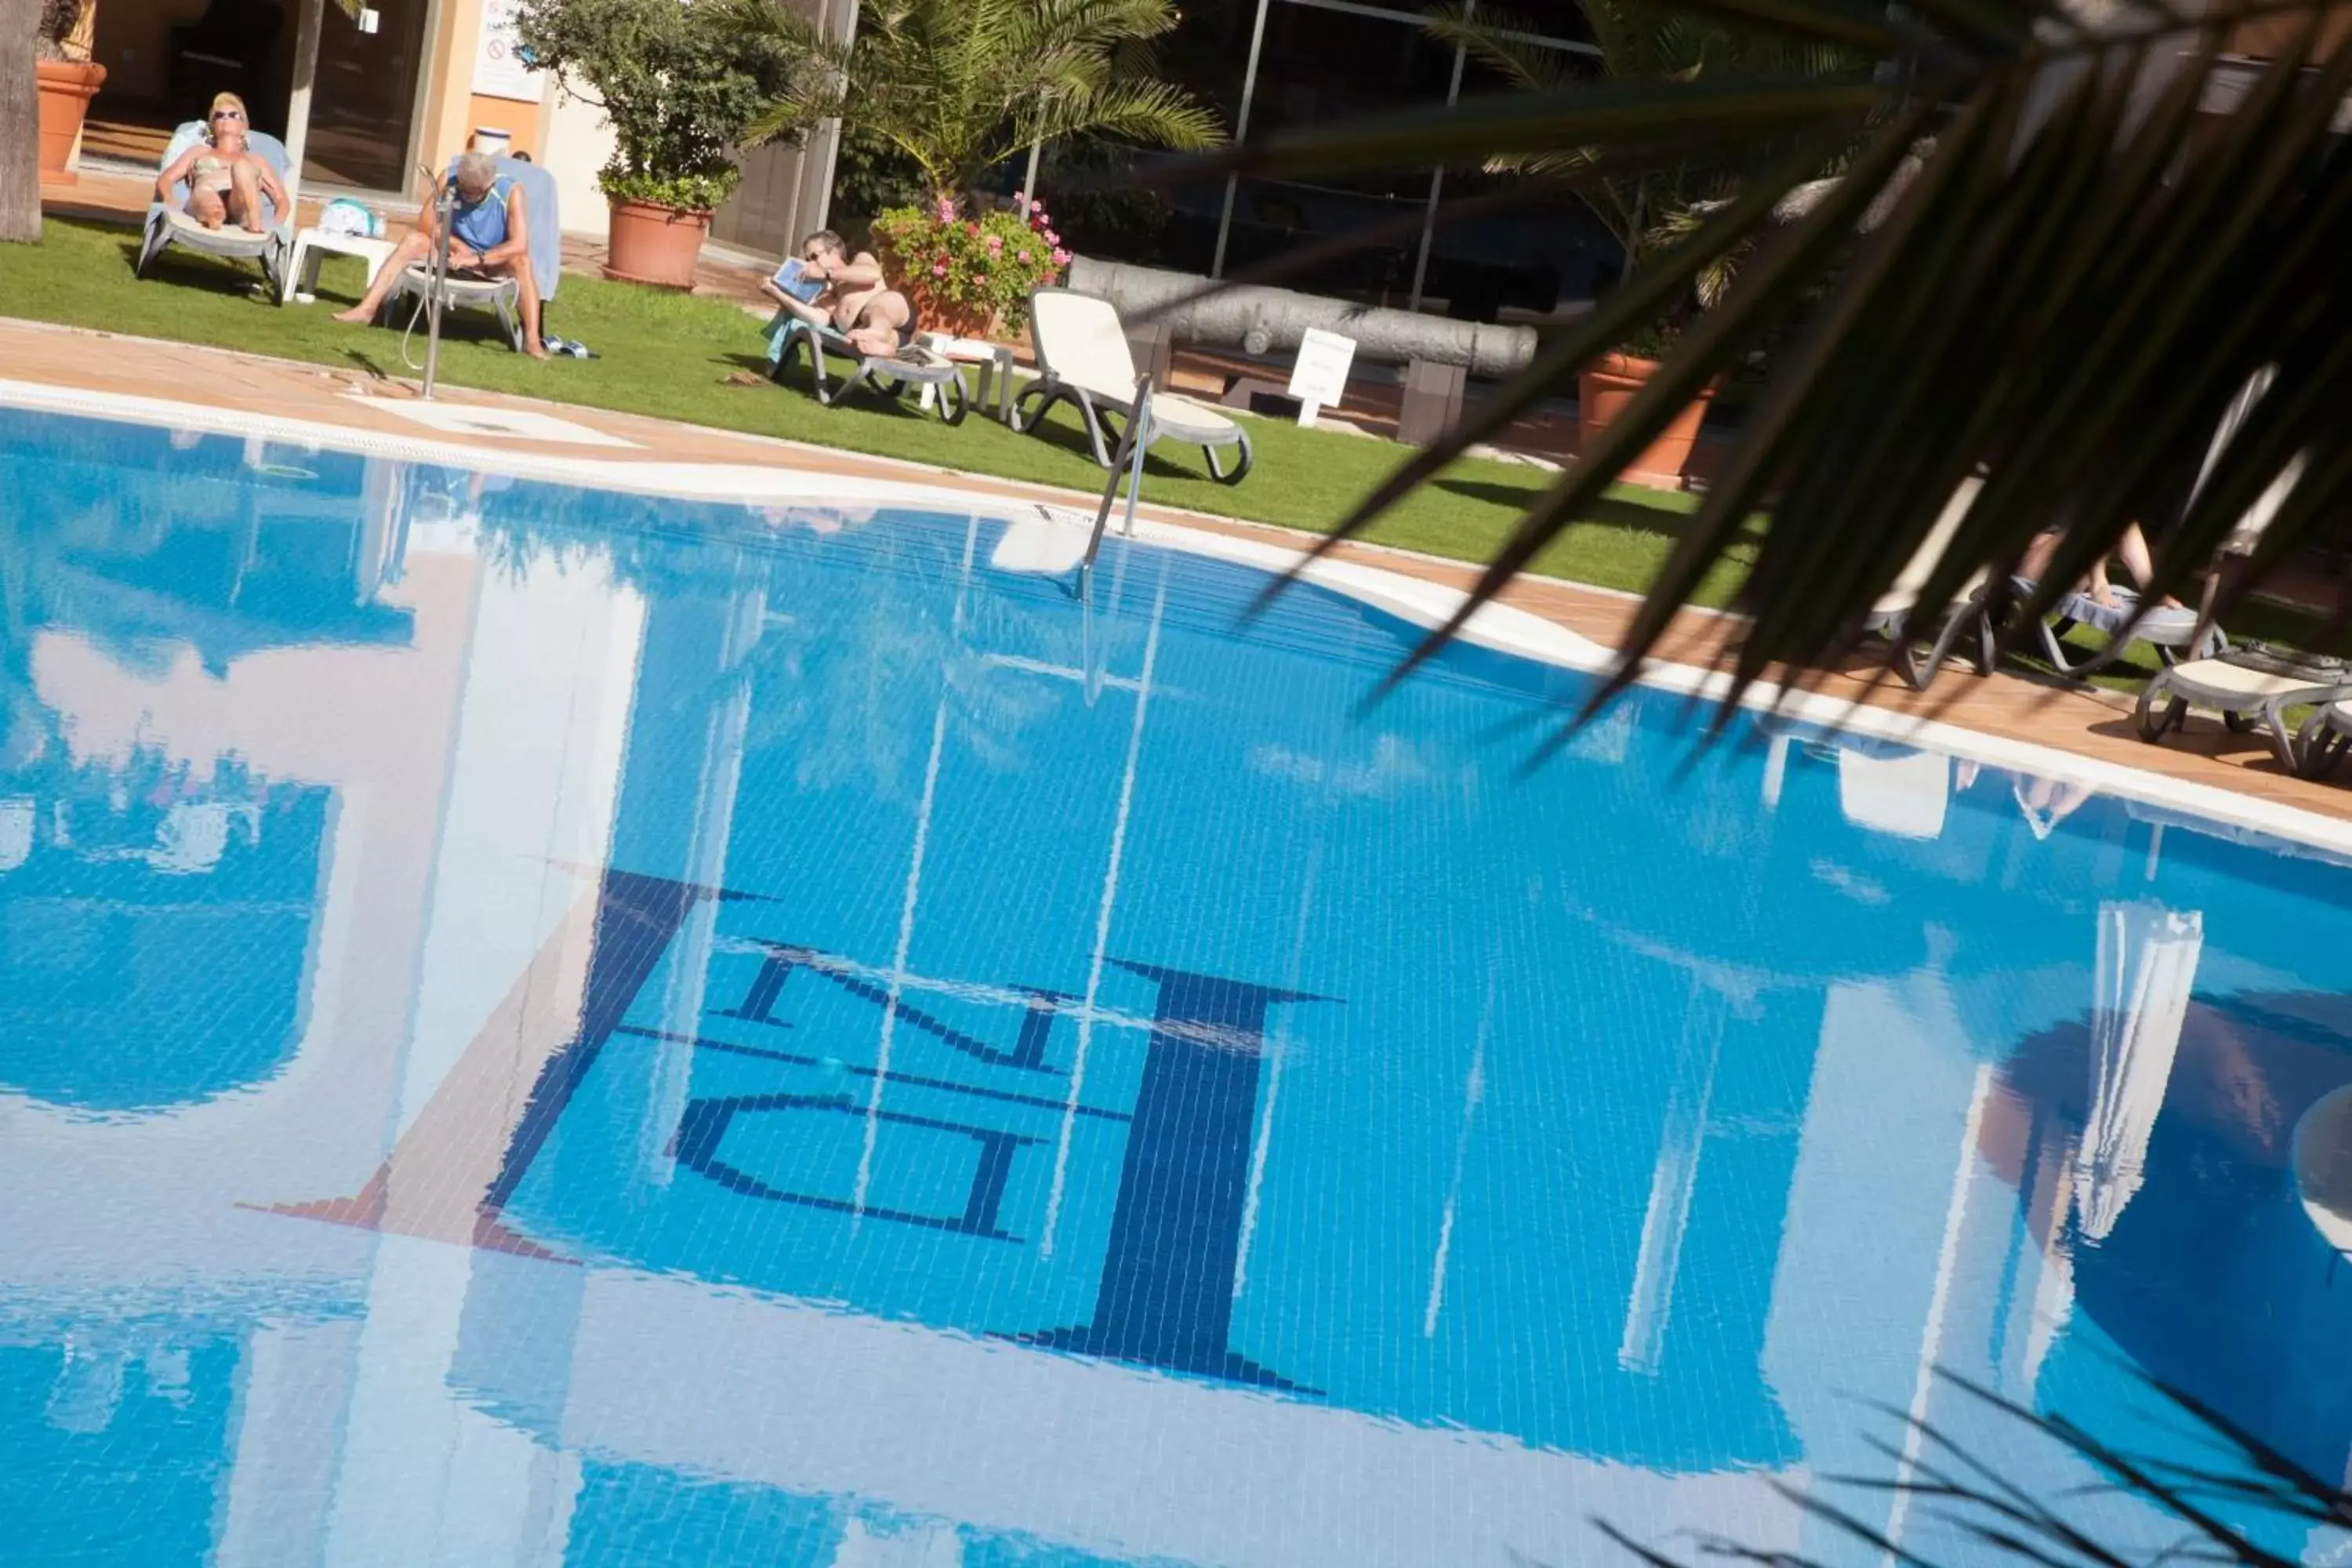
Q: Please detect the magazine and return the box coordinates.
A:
[771,257,825,304]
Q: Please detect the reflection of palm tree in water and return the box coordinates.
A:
[1983,989,2352,1489]
[0,510,60,775]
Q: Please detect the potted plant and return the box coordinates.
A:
[869,195,1071,341]
[733,0,1222,334]
[36,0,107,187]
[514,0,805,289]
[1430,2,1849,488]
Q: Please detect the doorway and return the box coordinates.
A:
[85,0,432,192]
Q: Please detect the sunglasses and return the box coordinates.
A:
[211,109,245,122]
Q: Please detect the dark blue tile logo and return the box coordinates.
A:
[482,869,1333,1392]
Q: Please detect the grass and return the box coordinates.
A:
[0,217,1759,606]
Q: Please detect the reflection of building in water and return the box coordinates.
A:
[3,477,2351,1566]
[0,439,419,1113]
[0,440,612,1565]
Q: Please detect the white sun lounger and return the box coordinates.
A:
[765,314,970,424]
[2012,578,2219,677]
[2134,383,2324,765]
[378,156,564,353]
[1011,288,1251,485]
[2295,698,2352,781]
[2135,649,2352,771]
[1859,474,1996,691]
[135,120,293,296]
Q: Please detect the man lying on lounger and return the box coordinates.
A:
[334,151,547,359]
[762,230,916,356]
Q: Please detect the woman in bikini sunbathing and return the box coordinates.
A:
[156,93,285,234]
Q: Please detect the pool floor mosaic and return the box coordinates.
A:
[2,406,2350,1566]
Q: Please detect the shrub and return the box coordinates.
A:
[870,197,1072,332]
[513,0,806,211]
[36,0,88,59]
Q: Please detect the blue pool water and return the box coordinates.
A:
[2,404,2350,1566]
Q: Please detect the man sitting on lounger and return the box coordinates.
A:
[334,151,547,359]
[763,230,916,356]
[157,93,286,235]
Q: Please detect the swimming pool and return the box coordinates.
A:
[2,401,2349,1567]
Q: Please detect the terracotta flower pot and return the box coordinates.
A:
[869,241,1003,341]
[36,59,107,186]
[602,198,710,290]
[1577,351,1715,492]
[916,291,1002,342]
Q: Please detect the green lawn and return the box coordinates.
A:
[0,217,1759,606]
[6,217,2324,682]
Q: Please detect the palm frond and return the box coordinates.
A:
[1144,0,2352,713]
[740,0,1222,199]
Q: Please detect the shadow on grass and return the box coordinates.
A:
[1434,475,1737,536]
[1009,398,1225,482]
[112,238,288,302]
[732,350,981,428]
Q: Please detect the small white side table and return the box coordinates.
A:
[283,229,400,306]
[919,333,1021,422]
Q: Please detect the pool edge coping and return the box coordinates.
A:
[7,373,2350,865]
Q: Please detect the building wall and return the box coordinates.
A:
[412,0,555,168]
[704,0,854,257]
[709,138,826,260]
[539,84,616,237]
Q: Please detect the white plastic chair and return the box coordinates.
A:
[1011,288,1252,485]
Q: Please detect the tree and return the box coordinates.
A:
[732,0,1225,206]
[0,0,39,244]
[1188,0,2352,716]
[1428,2,1857,301]
[513,0,810,212]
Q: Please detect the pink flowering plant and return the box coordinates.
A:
[869,194,1071,332]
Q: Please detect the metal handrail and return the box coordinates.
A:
[1079,372,1155,587]
[420,180,455,401]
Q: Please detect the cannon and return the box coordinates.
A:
[1067,256,1539,379]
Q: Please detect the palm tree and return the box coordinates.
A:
[2,0,43,243]
[1181,0,2352,715]
[732,0,1226,206]
[1428,2,1857,299]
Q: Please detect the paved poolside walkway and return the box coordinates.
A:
[2,314,2345,829]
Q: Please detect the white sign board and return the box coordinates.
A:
[474,0,544,104]
[1285,328,1358,426]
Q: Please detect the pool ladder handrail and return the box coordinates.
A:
[1078,373,1154,588]
[420,181,456,401]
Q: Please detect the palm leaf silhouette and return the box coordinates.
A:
[1153,0,2352,717]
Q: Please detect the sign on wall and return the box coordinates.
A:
[474,0,545,104]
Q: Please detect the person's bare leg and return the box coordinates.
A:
[2085,552,2118,608]
[775,293,832,329]
[844,291,913,358]
[513,264,549,359]
[2114,521,2183,607]
[227,161,267,233]
[334,230,433,323]
[187,188,227,230]
[2019,528,2061,585]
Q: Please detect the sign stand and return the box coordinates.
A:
[1285,328,1358,430]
